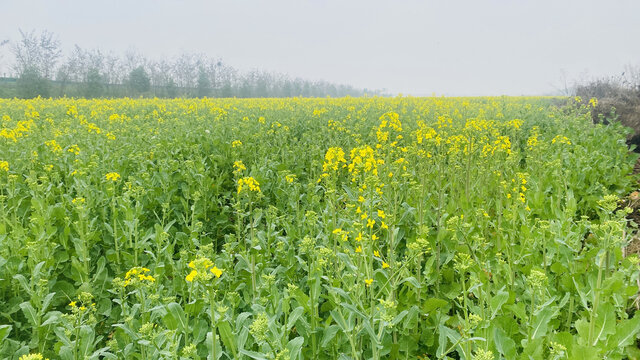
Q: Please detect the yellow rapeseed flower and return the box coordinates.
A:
[238,176,261,194]
[67,144,80,155]
[210,266,223,278]
[366,218,375,228]
[105,172,121,181]
[186,270,198,282]
[233,160,246,173]
[323,147,347,172]
[19,354,48,360]
[124,267,155,286]
[186,257,222,282]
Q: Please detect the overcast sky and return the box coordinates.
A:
[1,0,639,96]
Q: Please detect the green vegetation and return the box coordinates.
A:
[0,96,639,359]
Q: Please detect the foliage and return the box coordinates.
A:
[0,96,638,359]
[197,67,212,98]
[128,66,151,95]
[84,68,104,98]
[16,66,51,99]
[2,29,376,99]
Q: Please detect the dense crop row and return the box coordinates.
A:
[0,96,638,359]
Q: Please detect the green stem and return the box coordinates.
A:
[210,289,217,360]
[588,255,604,346]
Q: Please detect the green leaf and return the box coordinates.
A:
[403,305,419,330]
[362,319,379,345]
[193,318,208,344]
[0,325,11,343]
[607,314,640,350]
[331,310,353,333]
[321,325,340,348]
[41,292,55,313]
[400,276,421,288]
[239,349,268,360]
[340,303,366,320]
[493,327,516,359]
[591,302,617,346]
[78,325,95,358]
[19,302,38,327]
[530,306,557,340]
[12,274,30,294]
[217,321,237,358]
[164,302,188,333]
[206,331,222,360]
[570,344,600,360]
[391,310,408,327]
[490,288,509,319]
[437,324,461,358]
[422,298,448,314]
[286,336,304,360]
[41,311,62,326]
[287,306,305,331]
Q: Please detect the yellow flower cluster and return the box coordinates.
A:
[506,119,523,129]
[19,354,49,360]
[348,145,382,178]
[45,139,62,153]
[285,174,297,184]
[415,121,439,145]
[379,112,402,132]
[68,292,96,312]
[232,140,243,147]
[0,117,34,143]
[493,135,512,155]
[238,176,261,194]
[67,144,80,155]
[322,147,347,172]
[185,257,223,282]
[527,126,539,150]
[233,160,246,174]
[332,228,348,241]
[551,135,571,145]
[0,160,8,172]
[105,172,121,181]
[124,267,156,286]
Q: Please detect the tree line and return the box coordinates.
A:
[0,30,380,99]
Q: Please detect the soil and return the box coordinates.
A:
[624,156,640,256]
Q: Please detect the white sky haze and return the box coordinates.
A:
[1,0,639,95]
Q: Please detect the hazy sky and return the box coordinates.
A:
[2,0,639,95]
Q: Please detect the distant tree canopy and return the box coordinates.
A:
[128,66,151,94]
[85,68,104,98]
[16,66,50,98]
[0,29,380,99]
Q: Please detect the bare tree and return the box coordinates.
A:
[102,52,122,85]
[12,29,61,79]
[2,29,377,98]
[0,39,9,76]
[623,64,640,90]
